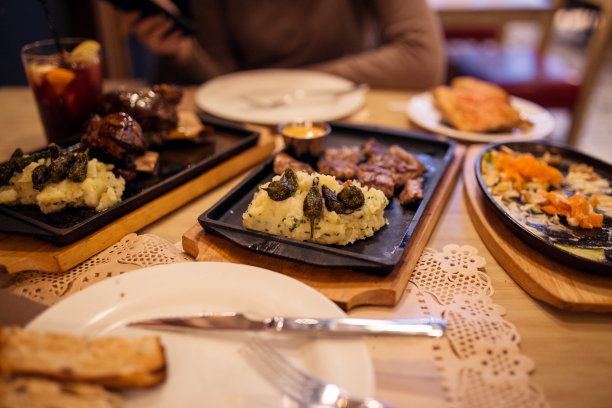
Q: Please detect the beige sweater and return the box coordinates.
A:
[163,0,446,89]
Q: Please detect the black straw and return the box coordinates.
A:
[38,0,66,58]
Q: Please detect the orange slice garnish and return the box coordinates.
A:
[45,68,76,96]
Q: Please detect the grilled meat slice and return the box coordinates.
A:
[317,159,359,181]
[399,177,424,205]
[357,164,395,198]
[367,153,421,188]
[388,144,426,174]
[151,83,183,105]
[362,137,385,158]
[273,152,314,175]
[322,145,363,164]
[99,84,183,144]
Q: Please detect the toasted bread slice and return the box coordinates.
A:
[432,76,530,133]
[0,376,123,408]
[451,76,510,100]
[0,327,166,389]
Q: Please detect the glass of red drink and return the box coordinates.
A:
[21,38,103,146]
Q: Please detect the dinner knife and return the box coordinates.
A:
[127,312,446,337]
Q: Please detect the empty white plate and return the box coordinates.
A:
[195,69,366,125]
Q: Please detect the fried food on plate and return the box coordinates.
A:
[0,326,166,389]
[432,76,531,133]
[0,376,124,408]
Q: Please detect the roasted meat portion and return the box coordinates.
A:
[388,144,426,174]
[273,139,427,206]
[357,164,395,198]
[80,112,148,180]
[317,159,359,181]
[273,152,314,175]
[362,138,385,158]
[366,154,422,188]
[322,145,363,164]
[99,84,183,144]
[400,177,424,205]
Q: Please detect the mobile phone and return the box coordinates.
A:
[103,0,196,35]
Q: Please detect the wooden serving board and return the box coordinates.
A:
[0,136,275,274]
[463,144,612,312]
[182,144,466,311]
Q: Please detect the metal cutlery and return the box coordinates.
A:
[127,312,446,338]
[245,337,395,408]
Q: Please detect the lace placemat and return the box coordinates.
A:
[1,234,193,305]
[408,244,549,408]
[1,235,548,407]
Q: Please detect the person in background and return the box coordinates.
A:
[123,0,446,89]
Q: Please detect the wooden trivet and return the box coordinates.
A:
[0,137,275,274]
[463,144,612,312]
[182,145,466,310]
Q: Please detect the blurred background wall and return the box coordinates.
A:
[0,0,98,85]
[0,0,154,86]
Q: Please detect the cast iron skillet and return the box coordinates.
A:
[199,122,456,275]
[475,140,612,275]
[0,115,259,245]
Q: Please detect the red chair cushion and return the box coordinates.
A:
[444,27,501,41]
[447,42,582,109]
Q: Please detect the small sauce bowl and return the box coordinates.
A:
[278,121,330,160]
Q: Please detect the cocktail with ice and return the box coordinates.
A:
[21,38,103,145]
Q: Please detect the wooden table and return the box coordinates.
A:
[1,85,611,408]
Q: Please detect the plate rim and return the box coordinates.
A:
[26,261,376,403]
[406,91,556,143]
[194,68,366,125]
[475,140,612,274]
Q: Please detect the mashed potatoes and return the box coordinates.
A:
[243,171,388,245]
[0,158,125,213]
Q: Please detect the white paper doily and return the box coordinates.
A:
[2,234,193,305]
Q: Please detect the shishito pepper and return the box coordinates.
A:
[303,177,323,238]
[264,168,298,201]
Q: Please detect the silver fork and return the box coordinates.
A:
[245,338,395,408]
[243,83,369,109]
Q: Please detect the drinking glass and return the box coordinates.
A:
[21,38,103,146]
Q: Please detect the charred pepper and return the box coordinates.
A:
[303,177,323,238]
[264,168,298,201]
[337,184,365,209]
[321,184,352,215]
[31,165,49,191]
[68,151,88,182]
[47,154,75,183]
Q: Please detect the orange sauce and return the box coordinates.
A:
[282,125,327,139]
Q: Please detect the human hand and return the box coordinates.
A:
[123,1,192,63]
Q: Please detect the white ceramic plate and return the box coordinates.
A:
[406,91,555,143]
[195,69,366,125]
[27,262,374,408]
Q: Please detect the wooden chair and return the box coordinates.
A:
[92,1,133,79]
[446,0,612,146]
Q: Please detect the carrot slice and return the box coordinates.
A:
[493,151,564,190]
[541,205,558,215]
[590,212,603,228]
